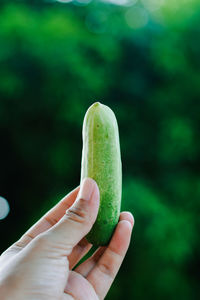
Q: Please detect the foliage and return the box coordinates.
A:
[0,1,199,299]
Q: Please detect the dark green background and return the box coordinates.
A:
[0,0,199,299]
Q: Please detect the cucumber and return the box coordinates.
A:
[80,102,122,246]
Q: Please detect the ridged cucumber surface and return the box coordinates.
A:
[80,102,122,246]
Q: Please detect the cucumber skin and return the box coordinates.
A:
[81,102,122,246]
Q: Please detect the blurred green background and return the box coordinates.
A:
[0,0,200,299]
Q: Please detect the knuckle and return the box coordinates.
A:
[97,248,122,279]
[66,199,90,225]
[98,261,115,278]
[44,215,59,227]
[33,233,50,249]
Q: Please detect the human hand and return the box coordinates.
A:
[0,178,134,300]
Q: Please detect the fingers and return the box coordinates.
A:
[68,211,134,277]
[68,238,92,270]
[75,211,133,277]
[119,211,134,226]
[64,271,98,300]
[85,212,134,300]
[75,246,106,277]
[40,178,100,256]
[14,186,79,249]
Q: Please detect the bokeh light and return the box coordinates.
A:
[56,0,73,3]
[0,197,10,220]
[125,6,149,28]
[141,0,165,11]
[73,0,92,6]
[104,0,135,6]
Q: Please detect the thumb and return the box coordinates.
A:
[41,178,99,255]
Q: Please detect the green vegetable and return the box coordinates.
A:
[81,102,122,246]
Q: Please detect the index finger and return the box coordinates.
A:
[16,186,80,248]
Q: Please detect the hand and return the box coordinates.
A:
[0,178,134,300]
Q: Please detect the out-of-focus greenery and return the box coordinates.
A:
[0,1,200,299]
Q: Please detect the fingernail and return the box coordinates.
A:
[128,213,134,227]
[79,178,95,201]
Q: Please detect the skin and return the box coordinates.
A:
[82,102,122,246]
[0,178,134,300]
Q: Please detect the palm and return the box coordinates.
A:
[0,240,100,299]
